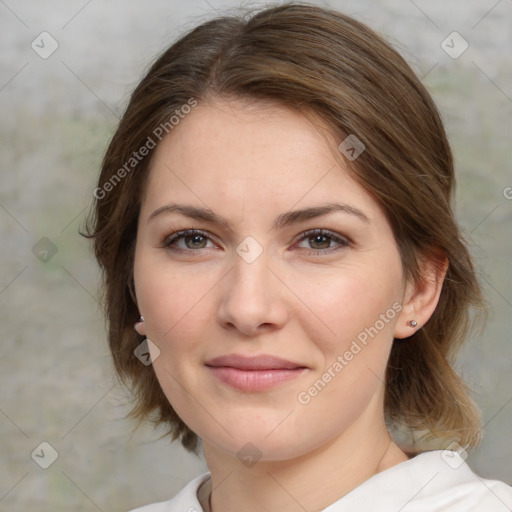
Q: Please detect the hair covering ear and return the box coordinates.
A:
[128,274,138,305]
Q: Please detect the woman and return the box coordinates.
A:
[85,3,512,511]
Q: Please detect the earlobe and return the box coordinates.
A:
[394,252,448,339]
[134,315,146,336]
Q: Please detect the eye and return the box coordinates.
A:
[295,229,350,254]
[160,228,350,255]
[161,229,217,252]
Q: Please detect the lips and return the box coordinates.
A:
[205,354,305,370]
[205,354,308,391]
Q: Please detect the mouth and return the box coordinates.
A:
[205,354,308,392]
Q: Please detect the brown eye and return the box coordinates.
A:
[183,234,208,249]
[162,230,215,251]
[296,229,350,254]
[308,234,331,249]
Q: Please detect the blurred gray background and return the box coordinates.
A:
[1,0,511,510]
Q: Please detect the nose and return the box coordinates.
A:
[216,248,289,337]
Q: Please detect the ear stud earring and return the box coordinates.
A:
[408,320,418,327]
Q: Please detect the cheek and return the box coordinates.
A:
[289,264,401,440]
[134,257,214,426]
[134,249,221,346]
[290,257,403,356]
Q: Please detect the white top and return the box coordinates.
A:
[129,450,512,511]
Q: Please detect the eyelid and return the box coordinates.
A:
[293,228,351,253]
[159,229,219,249]
[160,227,351,255]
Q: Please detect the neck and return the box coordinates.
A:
[202,406,408,512]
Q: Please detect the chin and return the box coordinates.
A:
[196,410,340,464]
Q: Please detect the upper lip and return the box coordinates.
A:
[205,354,307,370]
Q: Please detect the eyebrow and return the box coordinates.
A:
[147,202,370,230]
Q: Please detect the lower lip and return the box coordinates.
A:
[206,366,307,392]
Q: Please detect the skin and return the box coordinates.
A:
[133,97,446,512]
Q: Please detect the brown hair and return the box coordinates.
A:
[84,2,484,453]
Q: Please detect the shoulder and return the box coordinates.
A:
[405,450,512,510]
[324,450,512,511]
[127,472,211,512]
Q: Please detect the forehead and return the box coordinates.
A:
[154,97,335,173]
[140,97,379,225]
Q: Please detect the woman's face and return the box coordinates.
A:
[134,98,411,461]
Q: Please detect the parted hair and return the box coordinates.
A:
[85,2,484,453]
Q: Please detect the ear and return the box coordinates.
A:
[129,276,146,336]
[394,250,448,339]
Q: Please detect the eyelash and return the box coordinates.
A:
[160,228,351,256]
